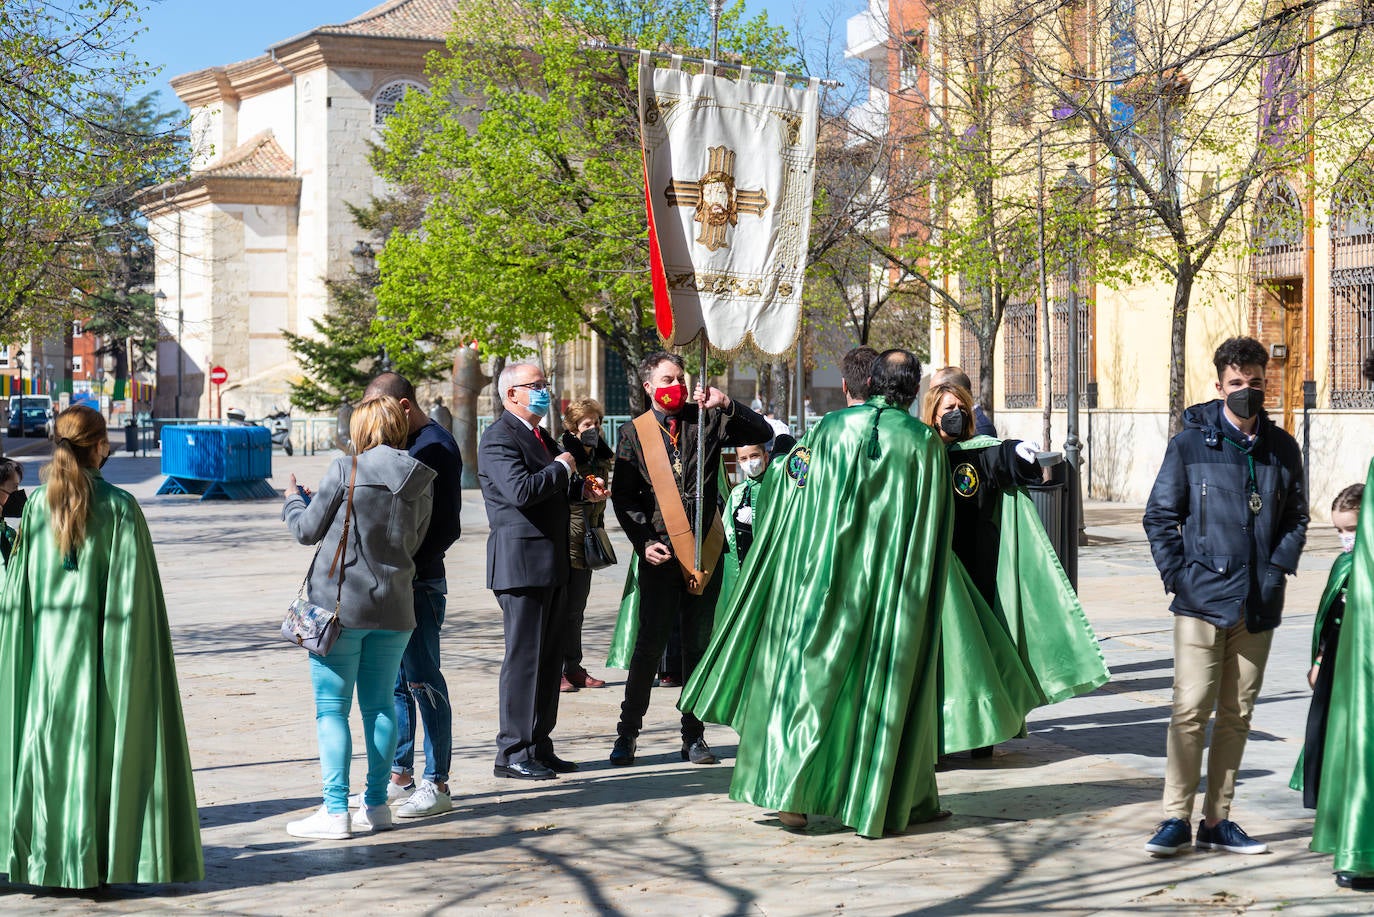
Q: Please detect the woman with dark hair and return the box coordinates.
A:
[922,381,1109,756]
[0,457,23,565]
[0,405,203,887]
[559,397,613,692]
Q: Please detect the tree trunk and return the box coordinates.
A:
[978,335,996,422]
[1167,267,1194,438]
[771,360,790,423]
[452,344,488,488]
[490,356,506,419]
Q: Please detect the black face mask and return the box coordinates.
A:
[1225,387,1265,421]
[99,452,111,469]
[939,409,968,439]
[579,428,600,450]
[2,488,25,519]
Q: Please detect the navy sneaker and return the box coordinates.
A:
[1196,819,1268,854]
[1144,818,1192,856]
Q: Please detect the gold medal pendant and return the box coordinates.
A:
[1249,492,1263,515]
[673,457,683,476]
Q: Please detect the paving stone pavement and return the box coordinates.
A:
[0,445,1367,915]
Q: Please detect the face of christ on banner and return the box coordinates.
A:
[665,145,770,252]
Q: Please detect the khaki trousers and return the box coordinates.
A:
[1163,615,1274,822]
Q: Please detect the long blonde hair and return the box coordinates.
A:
[42,405,108,558]
[350,394,408,452]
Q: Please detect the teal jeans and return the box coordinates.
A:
[309,627,412,813]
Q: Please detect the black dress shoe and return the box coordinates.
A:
[1336,872,1374,890]
[610,735,637,766]
[494,760,557,780]
[682,738,718,765]
[538,754,579,773]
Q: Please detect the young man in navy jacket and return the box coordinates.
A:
[1142,336,1308,857]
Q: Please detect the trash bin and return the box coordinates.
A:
[1026,457,1078,589]
[124,421,140,454]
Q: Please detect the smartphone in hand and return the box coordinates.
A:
[296,484,311,506]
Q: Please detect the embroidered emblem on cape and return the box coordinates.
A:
[953,462,979,498]
[786,447,811,488]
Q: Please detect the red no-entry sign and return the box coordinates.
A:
[209,366,228,385]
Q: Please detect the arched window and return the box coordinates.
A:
[1330,162,1374,407]
[372,80,425,128]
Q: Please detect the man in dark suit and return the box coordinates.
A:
[610,351,772,766]
[479,362,606,780]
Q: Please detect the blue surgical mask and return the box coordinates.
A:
[526,387,551,418]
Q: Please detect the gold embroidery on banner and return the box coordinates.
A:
[664,145,770,252]
[773,111,803,146]
[666,272,764,297]
[644,96,678,126]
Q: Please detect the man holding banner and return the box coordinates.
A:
[609,351,770,767]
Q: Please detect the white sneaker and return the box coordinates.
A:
[396,778,452,818]
[287,806,351,840]
[351,803,395,833]
[347,780,414,808]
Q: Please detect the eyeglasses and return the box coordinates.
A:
[513,380,550,391]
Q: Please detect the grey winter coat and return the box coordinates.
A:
[284,447,436,631]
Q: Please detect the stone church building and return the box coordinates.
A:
[140,0,630,419]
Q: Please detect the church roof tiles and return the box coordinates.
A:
[315,0,469,41]
[201,131,295,178]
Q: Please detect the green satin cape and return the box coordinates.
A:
[1289,551,1352,793]
[947,437,1110,709]
[0,473,203,888]
[681,399,1034,837]
[1310,460,1374,875]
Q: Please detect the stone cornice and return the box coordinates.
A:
[136,175,302,216]
[171,35,444,109]
[169,67,242,109]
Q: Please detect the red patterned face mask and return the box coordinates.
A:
[653,383,688,412]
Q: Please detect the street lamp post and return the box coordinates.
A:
[13,348,24,437]
[1058,163,1092,562]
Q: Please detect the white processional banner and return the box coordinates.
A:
[638,55,819,356]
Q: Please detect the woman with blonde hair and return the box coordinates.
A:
[283,394,435,839]
[558,397,614,692]
[0,405,203,887]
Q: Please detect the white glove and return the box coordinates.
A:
[1015,441,1042,465]
[736,505,753,526]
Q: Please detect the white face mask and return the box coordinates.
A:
[739,458,765,481]
[1340,531,1357,554]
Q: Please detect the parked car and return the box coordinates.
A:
[7,403,51,437]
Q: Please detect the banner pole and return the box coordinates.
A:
[696,0,722,571]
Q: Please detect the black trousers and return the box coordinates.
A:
[1302,622,1342,808]
[495,586,565,766]
[618,558,723,742]
[561,566,594,673]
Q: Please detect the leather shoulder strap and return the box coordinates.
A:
[633,412,695,575]
[327,457,357,608]
[630,412,724,593]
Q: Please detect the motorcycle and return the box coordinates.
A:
[264,407,294,456]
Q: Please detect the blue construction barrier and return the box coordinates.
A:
[157,425,277,501]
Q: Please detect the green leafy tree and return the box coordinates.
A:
[80,91,189,400]
[283,199,453,412]
[0,2,183,338]
[372,0,791,410]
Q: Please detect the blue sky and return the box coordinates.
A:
[128,0,861,110]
